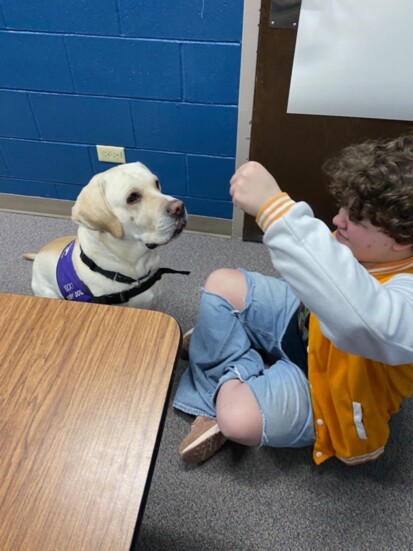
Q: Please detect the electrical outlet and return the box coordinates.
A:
[96,145,126,164]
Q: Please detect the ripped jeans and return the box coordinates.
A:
[173,270,315,448]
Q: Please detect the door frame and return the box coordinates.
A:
[233,0,261,238]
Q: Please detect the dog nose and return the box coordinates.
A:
[167,199,185,217]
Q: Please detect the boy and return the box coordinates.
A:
[173,133,413,466]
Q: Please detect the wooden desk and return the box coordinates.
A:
[0,293,181,550]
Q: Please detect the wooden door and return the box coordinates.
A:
[244,0,412,241]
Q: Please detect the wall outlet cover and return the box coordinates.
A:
[96,145,126,164]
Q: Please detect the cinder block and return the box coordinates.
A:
[1,0,120,35]
[183,43,241,105]
[120,0,243,41]
[0,148,9,175]
[107,149,187,196]
[187,155,235,200]
[66,36,181,100]
[0,177,57,198]
[0,139,93,184]
[0,31,73,92]
[30,93,135,146]
[131,100,237,156]
[183,196,233,219]
[0,91,39,139]
[56,183,84,200]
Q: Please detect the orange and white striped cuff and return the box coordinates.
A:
[255,192,295,233]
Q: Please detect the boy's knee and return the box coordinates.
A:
[204,268,239,292]
[216,381,262,446]
[217,404,262,446]
[204,269,247,311]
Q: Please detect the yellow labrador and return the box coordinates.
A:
[24,162,188,308]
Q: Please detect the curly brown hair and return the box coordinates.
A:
[323,133,413,245]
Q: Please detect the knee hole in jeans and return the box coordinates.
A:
[204,269,247,312]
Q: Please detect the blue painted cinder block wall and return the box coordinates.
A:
[0,0,243,219]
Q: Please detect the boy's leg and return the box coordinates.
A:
[174,269,310,463]
[180,269,250,360]
[173,269,266,419]
[216,379,262,446]
[216,360,314,449]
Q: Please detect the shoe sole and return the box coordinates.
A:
[180,424,226,464]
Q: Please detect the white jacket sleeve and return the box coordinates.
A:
[257,194,413,365]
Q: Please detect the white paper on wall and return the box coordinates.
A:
[287,0,413,121]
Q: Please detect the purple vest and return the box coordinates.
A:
[56,241,93,302]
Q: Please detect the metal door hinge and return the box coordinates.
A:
[269,0,301,29]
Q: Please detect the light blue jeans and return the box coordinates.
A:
[173,270,315,448]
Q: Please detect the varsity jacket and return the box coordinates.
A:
[256,193,413,465]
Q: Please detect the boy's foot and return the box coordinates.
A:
[180,328,194,360]
[179,416,227,464]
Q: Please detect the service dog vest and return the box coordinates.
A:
[56,239,190,305]
[56,240,93,302]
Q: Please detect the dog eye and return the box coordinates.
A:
[155,179,161,190]
[127,192,142,204]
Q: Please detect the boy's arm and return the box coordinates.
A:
[230,160,413,365]
[257,195,413,365]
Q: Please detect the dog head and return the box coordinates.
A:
[72,162,187,247]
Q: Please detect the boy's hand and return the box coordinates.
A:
[230,161,282,216]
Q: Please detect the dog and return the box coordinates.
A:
[23,162,189,309]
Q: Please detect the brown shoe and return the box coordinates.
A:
[179,416,227,464]
[180,328,194,360]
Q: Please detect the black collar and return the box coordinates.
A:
[92,267,190,305]
[80,246,144,284]
[79,246,190,305]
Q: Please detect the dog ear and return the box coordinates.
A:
[71,175,123,238]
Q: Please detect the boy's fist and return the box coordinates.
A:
[230,161,282,216]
